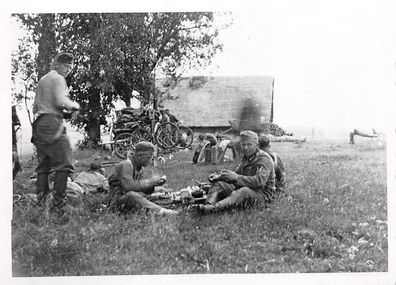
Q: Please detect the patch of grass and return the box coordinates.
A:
[12,140,388,276]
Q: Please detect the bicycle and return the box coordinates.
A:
[112,109,179,159]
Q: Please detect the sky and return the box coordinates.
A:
[186,2,396,130]
[3,0,396,135]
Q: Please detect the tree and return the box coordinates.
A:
[12,13,58,125]
[13,12,225,146]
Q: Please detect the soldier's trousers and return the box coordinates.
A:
[32,114,74,174]
[115,191,164,213]
[206,181,265,209]
[32,114,74,204]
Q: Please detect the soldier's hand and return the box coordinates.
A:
[220,169,238,182]
[208,173,221,183]
[157,175,167,186]
[152,174,166,186]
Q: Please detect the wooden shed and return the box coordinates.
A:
[158,75,275,133]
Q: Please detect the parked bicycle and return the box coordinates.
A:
[112,108,179,158]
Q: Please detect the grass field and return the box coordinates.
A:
[11,138,388,276]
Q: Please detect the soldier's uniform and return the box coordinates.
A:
[258,134,286,195]
[206,148,276,209]
[264,149,286,195]
[31,53,78,207]
[107,159,164,213]
[12,106,21,179]
[107,142,178,216]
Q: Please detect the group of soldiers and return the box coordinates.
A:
[21,52,286,217]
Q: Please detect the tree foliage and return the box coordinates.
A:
[12,12,225,144]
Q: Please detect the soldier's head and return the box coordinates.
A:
[240,130,259,156]
[133,141,155,167]
[53,53,74,77]
[90,161,105,175]
[258,134,271,150]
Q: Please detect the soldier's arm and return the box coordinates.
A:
[117,161,158,195]
[52,75,80,111]
[234,156,272,190]
[234,163,242,174]
[100,174,109,192]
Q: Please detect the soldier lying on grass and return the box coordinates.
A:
[107,141,179,216]
[349,128,382,145]
[194,130,277,213]
[67,161,109,195]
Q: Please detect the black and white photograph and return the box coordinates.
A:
[1,0,395,284]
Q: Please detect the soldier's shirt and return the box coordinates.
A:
[234,148,276,194]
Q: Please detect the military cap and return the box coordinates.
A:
[240,130,259,143]
[258,134,271,148]
[55,53,74,64]
[135,141,155,153]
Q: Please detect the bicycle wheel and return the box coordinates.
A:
[154,122,179,149]
[130,126,153,145]
[177,125,194,149]
[114,132,134,159]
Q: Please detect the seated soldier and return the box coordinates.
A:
[195,130,276,213]
[107,141,178,216]
[258,134,286,195]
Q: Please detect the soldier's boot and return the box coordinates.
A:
[205,191,220,205]
[51,171,69,212]
[205,182,226,205]
[196,204,217,213]
[36,173,50,206]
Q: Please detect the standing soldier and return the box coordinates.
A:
[31,53,80,211]
[12,105,21,180]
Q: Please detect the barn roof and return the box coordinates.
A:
[158,75,274,128]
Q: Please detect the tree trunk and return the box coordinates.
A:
[86,119,101,145]
[36,14,57,79]
[85,88,102,146]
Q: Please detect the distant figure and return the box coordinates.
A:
[349,129,381,145]
[159,108,170,124]
[258,134,286,194]
[165,109,179,124]
[192,133,218,163]
[12,106,21,180]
